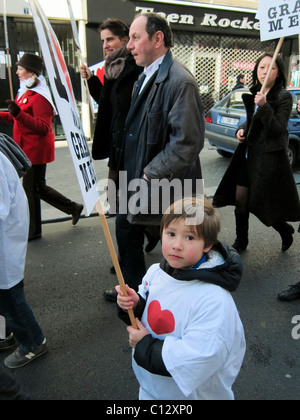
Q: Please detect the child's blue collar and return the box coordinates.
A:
[191,254,207,270]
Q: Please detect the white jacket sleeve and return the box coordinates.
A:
[0,160,12,221]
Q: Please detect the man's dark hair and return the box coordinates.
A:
[99,18,129,39]
[136,13,174,48]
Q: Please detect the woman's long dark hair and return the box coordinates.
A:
[252,52,287,89]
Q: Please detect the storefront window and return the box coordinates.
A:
[172,31,275,114]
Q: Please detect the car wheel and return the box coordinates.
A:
[287,143,296,168]
[217,149,233,158]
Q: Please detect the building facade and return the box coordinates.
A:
[1,0,299,137]
[86,0,300,112]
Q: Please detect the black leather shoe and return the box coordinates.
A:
[103,289,117,302]
[281,224,294,252]
[145,236,160,253]
[28,233,42,242]
[144,229,160,253]
[232,238,248,253]
[278,282,300,301]
[105,211,116,218]
[72,204,84,226]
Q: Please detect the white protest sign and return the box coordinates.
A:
[258,0,300,41]
[29,0,99,216]
[66,0,80,50]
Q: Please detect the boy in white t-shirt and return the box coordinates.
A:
[116,196,246,400]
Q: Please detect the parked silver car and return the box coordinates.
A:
[205,88,300,167]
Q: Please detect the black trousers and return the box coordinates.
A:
[116,213,147,291]
[23,164,77,237]
[0,366,30,400]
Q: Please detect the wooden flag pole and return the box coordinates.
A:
[260,37,285,94]
[66,0,96,122]
[77,49,96,122]
[96,199,138,329]
[3,0,14,100]
[5,49,13,100]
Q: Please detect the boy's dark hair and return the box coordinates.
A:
[99,19,129,40]
[161,196,221,248]
[134,13,174,49]
[253,52,287,88]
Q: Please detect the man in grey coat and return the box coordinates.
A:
[105,13,205,300]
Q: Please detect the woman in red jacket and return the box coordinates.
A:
[0,53,83,241]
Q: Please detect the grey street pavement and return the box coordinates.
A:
[1,140,300,400]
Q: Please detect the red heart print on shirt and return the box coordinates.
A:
[147,300,175,335]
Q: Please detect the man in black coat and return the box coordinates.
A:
[232,74,245,91]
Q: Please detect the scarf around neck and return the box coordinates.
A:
[17,75,58,116]
[104,46,130,80]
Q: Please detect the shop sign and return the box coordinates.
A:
[135,5,260,33]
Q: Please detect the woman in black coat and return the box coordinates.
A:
[213,52,300,253]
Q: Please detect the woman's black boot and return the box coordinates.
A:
[232,210,249,253]
[272,222,295,252]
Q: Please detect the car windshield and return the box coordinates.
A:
[214,89,300,118]
[291,92,300,118]
[216,90,247,111]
